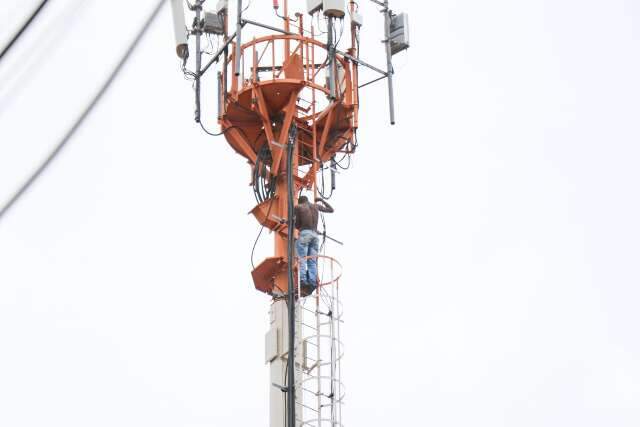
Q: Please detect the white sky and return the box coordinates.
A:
[1,0,639,426]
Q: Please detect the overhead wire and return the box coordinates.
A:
[0,0,168,222]
[0,0,90,118]
[0,0,50,62]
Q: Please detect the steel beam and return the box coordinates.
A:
[243,18,296,36]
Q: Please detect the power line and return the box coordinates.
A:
[0,0,50,62]
[0,0,167,222]
[0,0,90,120]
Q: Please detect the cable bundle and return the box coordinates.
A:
[253,143,276,203]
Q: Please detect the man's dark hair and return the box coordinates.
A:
[298,195,309,204]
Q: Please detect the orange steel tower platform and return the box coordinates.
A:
[170,1,409,425]
[232,29,358,296]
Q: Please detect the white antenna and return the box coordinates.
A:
[170,0,189,59]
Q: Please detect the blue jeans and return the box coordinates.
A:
[296,230,319,287]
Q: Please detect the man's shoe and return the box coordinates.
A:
[301,283,315,297]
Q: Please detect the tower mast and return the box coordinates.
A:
[169,1,410,425]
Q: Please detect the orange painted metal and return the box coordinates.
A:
[217,21,359,295]
[251,256,290,294]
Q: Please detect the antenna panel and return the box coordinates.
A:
[307,0,322,14]
[323,0,345,17]
[203,11,225,34]
[390,12,410,55]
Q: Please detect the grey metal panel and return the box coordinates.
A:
[323,0,345,17]
[390,12,409,55]
[203,11,225,35]
[307,0,322,14]
[265,327,279,363]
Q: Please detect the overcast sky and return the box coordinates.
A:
[1,0,639,426]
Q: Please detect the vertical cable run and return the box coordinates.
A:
[286,124,297,427]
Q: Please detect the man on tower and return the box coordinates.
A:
[294,195,334,296]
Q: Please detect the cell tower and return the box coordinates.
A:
[170,1,409,426]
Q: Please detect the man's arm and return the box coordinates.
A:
[315,198,334,213]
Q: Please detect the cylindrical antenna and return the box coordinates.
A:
[235,0,243,76]
[170,0,189,59]
[327,16,336,99]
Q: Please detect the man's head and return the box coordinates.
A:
[298,195,309,205]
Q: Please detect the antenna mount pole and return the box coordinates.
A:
[383,0,395,124]
[194,0,202,122]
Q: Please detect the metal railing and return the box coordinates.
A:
[224,34,354,105]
